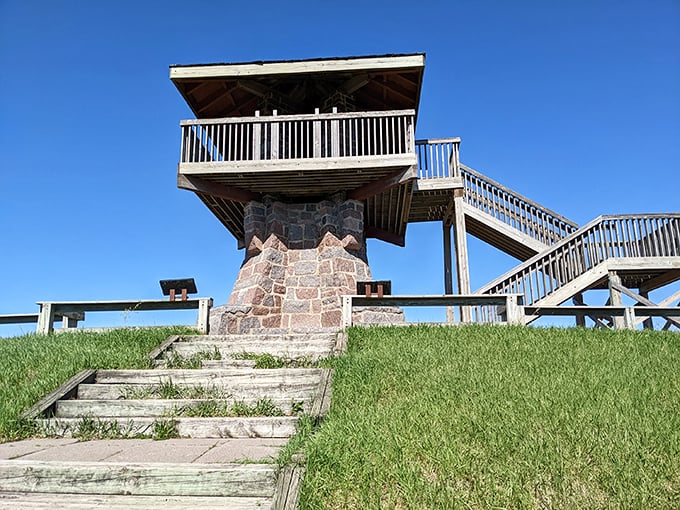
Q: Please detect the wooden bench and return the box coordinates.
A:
[36,298,213,335]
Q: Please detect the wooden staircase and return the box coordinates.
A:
[475,214,680,322]
[0,331,338,509]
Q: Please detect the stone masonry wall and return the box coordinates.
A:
[211,194,372,333]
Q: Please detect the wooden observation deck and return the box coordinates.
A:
[171,54,425,246]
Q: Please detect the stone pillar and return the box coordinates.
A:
[211,194,372,334]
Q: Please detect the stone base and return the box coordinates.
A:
[211,195,373,335]
[352,306,406,326]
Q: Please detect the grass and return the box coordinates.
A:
[298,325,680,509]
[174,398,286,418]
[0,327,194,442]
[121,380,227,400]
[232,352,317,369]
[163,348,222,369]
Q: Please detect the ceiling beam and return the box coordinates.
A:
[348,169,414,201]
[365,225,405,247]
[178,174,261,203]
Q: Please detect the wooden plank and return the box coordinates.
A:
[21,370,96,420]
[0,493,273,510]
[0,314,39,325]
[0,460,276,497]
[39,299,209,314]
[610,282,680,329]
[272,461,306,510]
[95,368,324,383]
[42,416,300,439]
[170,54,425,79]
[147,335,181,361]
[310,369,333,420]
[364,225,405,246]
[347,169,415,201]
[177,175,260,204]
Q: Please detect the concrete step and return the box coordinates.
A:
[0,493,272,510]
[39,416,300,439]
[54,398,310,418]
[0,459,276,498]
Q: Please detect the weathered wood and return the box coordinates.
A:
[21,370,96,420]
[95,368,324,384]
[453,189,472,322]
[608,272,626,329]
[348,169,414,201]
[0,313,39,325]
[35,298,213,335]
[0,493,273,510]
[178,175,260,204]
[0,460,276,497]
[147,335,181,361]
[41,416,300,439]
[272,460,306,510]
[610,282,680,329]
[55,396,311,418]
[310,369,333,420]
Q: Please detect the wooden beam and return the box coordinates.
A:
[170,54,425,80]
[178,174,261,204]
[365,226,405,247]
[347,169,413,201]
[452,189,471,321]
[341,74,370,94]
[611,282,680,329]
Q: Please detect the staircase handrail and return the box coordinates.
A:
[461,164,578,244]
[476,213,680,305]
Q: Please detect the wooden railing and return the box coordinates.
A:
[478,214,680,305]
[180,109,415,164]
[461,165,578,245]
[415,138,460,179]
[342,294,524,327]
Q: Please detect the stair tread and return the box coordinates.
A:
[0,493,273,510]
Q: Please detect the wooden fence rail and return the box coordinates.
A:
[181,109,415,164]
[35,298,213,335]
[342,294,524,327]
[415,138,460,179]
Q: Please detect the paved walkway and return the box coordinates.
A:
[0,437,286,464]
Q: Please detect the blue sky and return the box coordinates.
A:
[1,0,678,335]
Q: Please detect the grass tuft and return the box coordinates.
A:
[163,348,222,369]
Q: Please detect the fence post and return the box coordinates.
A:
[504,295,524,325]
[197,298,213,334]
[342,296,353,328]
[36,302,55,335]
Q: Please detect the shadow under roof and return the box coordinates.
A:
[170,53,425,118]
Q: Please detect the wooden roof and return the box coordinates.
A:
[170,54,425,118]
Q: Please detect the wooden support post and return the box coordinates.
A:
[36,302,55,335]
[443,222,454,323]
[196,298,213,334]
[573,293,586,327]
[313,108,321,158]
[623,307,636,330]
[270,109,279,159]
[504,294,524,325]
[608,271,625,330]
[453,189,471,322]
[342,295,353,328]
[638,290,655,330]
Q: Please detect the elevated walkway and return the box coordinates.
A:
[412,139,680,328]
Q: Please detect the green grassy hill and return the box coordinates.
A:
[299,325,679,509]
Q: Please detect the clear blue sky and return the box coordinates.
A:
[1,0,678,335]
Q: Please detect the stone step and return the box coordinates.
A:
[39,416,300,439]
[168,341,332,360]
[55,398,310,418]
[95,368,324,384]
[77,383,317,404]
[0,493,272,510]
[0,460,276,498]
